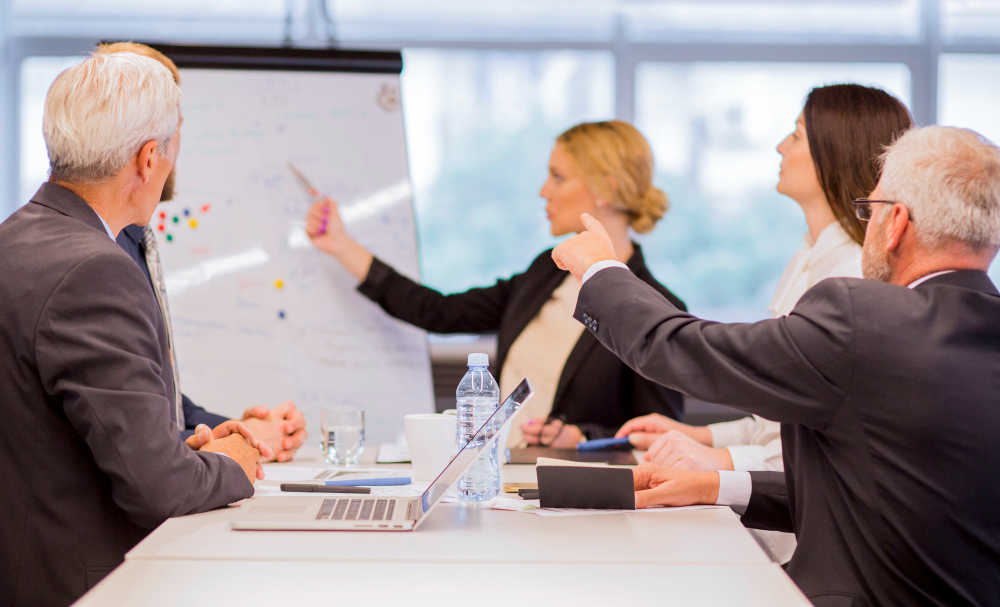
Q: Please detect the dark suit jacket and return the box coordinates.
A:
[0,184,253,607]
[116,225,229,438]
[576,267,1000,606]
[358,245,685,438]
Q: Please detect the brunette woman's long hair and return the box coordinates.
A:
[803,84,914,245]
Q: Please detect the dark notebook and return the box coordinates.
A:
[506,446,638,466]
[536,465,636,510]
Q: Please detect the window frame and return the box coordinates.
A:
[5,0,1000,217]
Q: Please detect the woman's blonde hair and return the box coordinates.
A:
[556,120,668,234]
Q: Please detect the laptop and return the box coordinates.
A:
[232,378,533,532]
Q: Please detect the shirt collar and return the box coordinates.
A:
[95,213,116,241]
[907,270,956,289]
[807,222,854,261]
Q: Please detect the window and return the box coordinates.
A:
[624,0,921,43]
[635,61,911,321]
[19,56,83,208]
[938,53,1000,283]
[940,0,1000,42]
[401,49,614,294]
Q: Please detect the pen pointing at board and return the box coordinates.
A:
[302,183,376,281]
[302,121,687,445]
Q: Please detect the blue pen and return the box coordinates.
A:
[576,436,633,451]
[325,477,411,487]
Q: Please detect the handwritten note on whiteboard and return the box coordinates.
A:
[155,67,434,445]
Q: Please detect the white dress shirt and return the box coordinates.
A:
[95,213,116,240]
[500,275,585,446]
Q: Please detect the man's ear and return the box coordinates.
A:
[883,203,911,253]
[134,140,160,184]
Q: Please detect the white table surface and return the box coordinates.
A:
[77,560,811,607]
[125,452,770,566]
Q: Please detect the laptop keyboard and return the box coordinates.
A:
[316,498,396,521]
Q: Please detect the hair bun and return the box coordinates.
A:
[630,186,669,234]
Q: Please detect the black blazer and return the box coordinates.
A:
[358,244,685,438]
[116,225,230,438]
[576,267,1000,607]
[0,184,252,607]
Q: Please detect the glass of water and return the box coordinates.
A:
[321,406,365,465]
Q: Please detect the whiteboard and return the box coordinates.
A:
[153,49,434,446]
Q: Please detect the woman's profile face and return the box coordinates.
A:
[540,143,599,237]
[776,111,824,206]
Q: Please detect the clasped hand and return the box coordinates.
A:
[184,420,273,484]
[240,400,308,462]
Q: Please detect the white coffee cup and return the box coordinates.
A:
[404,413,457,482]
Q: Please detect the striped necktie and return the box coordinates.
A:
[141,225,185,430]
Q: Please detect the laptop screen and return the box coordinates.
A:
[419,378,533,513]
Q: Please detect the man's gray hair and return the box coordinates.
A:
[880,125,1000,252]
[43,52,181,183]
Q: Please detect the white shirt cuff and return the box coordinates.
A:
[581,260,629,284]
[715,470,752,515]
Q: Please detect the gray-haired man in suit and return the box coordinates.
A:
[0,52,272,607]
[552,126,1000,606]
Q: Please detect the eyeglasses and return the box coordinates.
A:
[852,198,898,222]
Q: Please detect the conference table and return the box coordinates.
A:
[75,449,810,606]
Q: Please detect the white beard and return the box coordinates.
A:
[862,221,893,282]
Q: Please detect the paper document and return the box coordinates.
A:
[535,457,609,468]
[253,481,430,499]
[487,497,724,517]
[259,466,410,483]
[376,443,411,463]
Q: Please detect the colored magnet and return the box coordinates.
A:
[189,219,198,229]
[278,310,286,319]
[159,211,166,219]
[201,204,211,213]
[275,279,284,289]
[165,234,174,242]
[157,224,165,231]
[172,216,179,223]
[183,209,190,217]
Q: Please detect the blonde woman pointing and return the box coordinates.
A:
[306,121,686,446]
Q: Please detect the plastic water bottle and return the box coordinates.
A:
[455,353,501,501]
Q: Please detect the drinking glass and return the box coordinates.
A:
[321,406,365,465]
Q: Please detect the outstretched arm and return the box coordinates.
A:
[555,214,854,429]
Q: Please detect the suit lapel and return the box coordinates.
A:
[552,244,648,412]
[552,328,601,410]
[499,264,567,366]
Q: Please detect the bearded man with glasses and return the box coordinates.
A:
[552,125,1000,607]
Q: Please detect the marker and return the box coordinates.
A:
[287,162,321,198]
[288,163,329,235]
[281,483,370,494]
[325,477,410,487]
[576,436,633,451]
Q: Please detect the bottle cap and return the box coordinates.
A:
[467,353,489,367]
